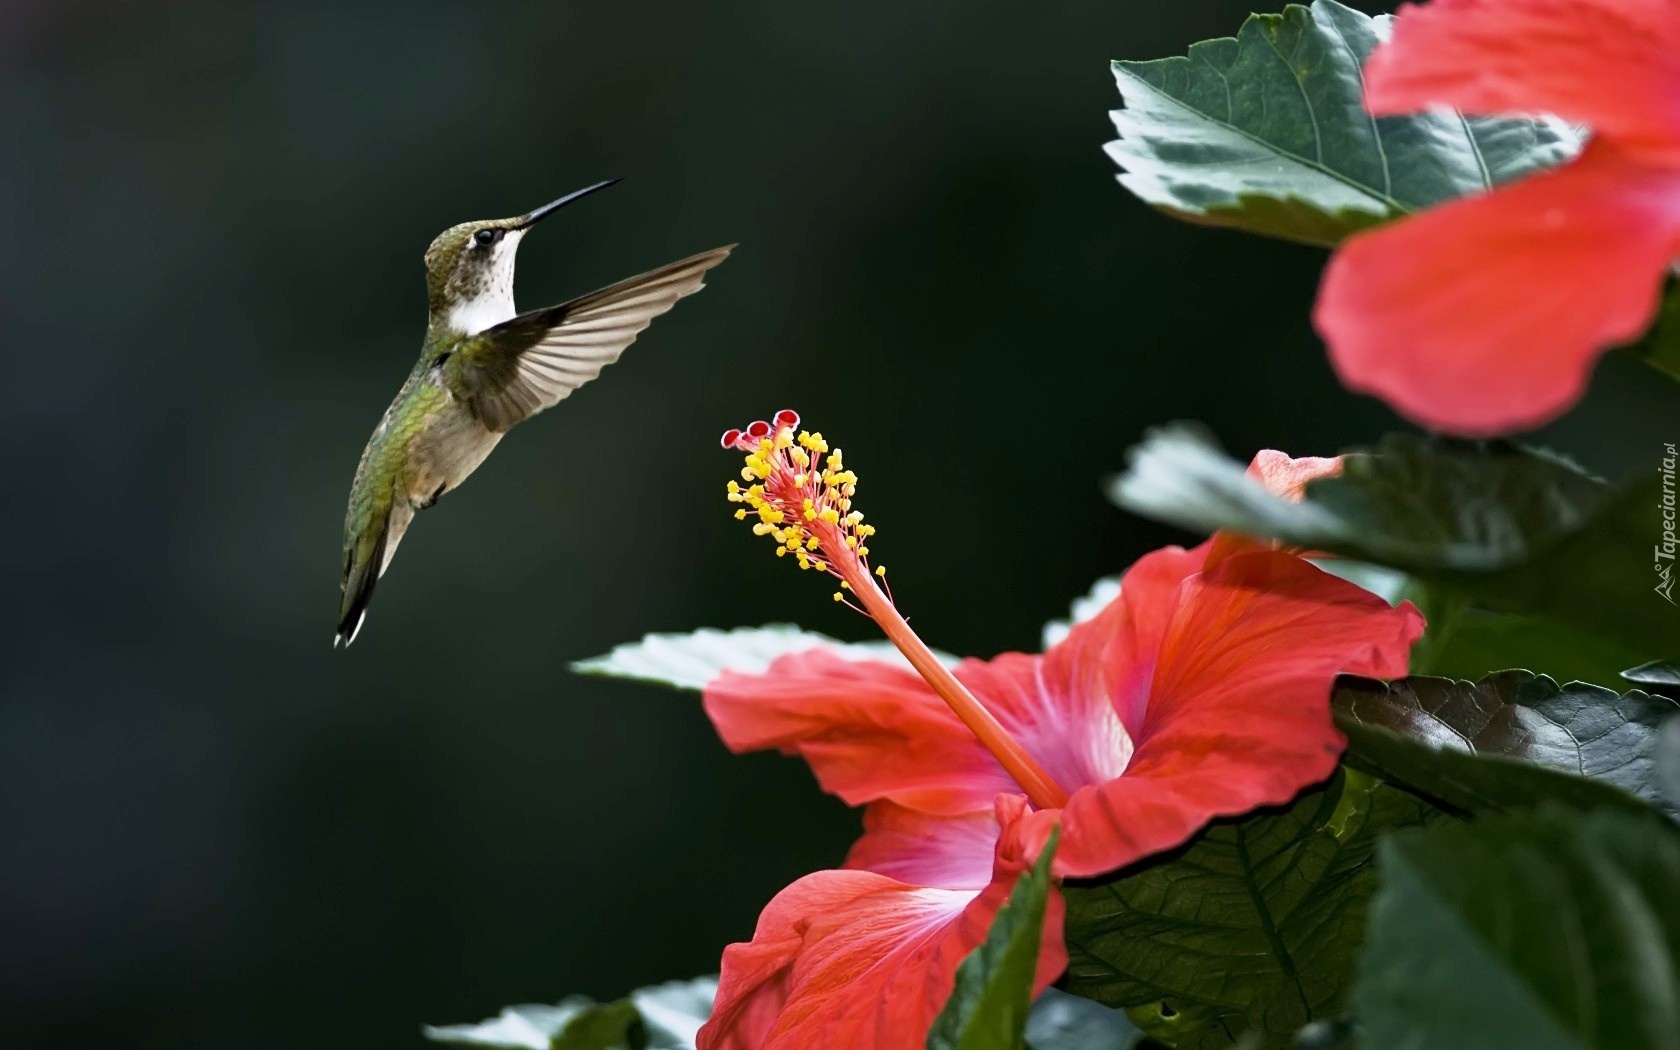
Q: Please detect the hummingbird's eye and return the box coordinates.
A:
[473,228,501,248]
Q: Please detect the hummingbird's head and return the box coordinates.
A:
[423,178,621,335]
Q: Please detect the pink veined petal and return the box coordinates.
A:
[845,803,1001,891]
[952,653,1133,803]
[1246,450,1341,501]
[700,797,1065,1050]
[1043,544,1211,739]
[1204,451,1345,565]
[1366,0,1680,155]
[703,650,1017,815]
[1024,550,1423,878]
[1315,142,1680,436]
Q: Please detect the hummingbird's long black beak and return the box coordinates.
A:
[518,179,622,229]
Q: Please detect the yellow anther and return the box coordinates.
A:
[812,559,826,572]
[805,537,820,550]
[876,565,887,577]
[794,473,807,486]
[776,546,788,557]
[833,591,844,601]
[753,522,775,536]
[845,511,864,526]
[734,508,747,520]
[857,546,870,557]
[840,580,851,590]
[775,426,795,449]
[838,498,852,511]
[846,536,858,549]
[859,525,876,537]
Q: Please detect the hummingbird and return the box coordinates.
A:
[336,179,732,647]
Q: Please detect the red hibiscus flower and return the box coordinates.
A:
[696,413,1423,1049]
[1313,0,1680,436]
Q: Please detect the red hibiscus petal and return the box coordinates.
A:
[700,797,1065,1050]
[1315,142,1680,435]
[697,869,886,1050]
[703,650,1017,814]
[1030,550,1423,878]
[1366,0,1680,151]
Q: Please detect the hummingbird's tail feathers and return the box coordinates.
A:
[335,519,391,649]
[335,498,415,648]
[455,245,735,432]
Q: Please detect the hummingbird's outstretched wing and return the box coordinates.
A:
[448,245,734,432]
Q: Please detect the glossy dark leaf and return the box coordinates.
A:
[1022,990,1139,1050]
[1357,808,1680,1049]
[1334,671,1679,819]
[1631,281,1680,384]
[1406,600,1648,689]
[1105,0,1577,246]
[1109,427,1679,659]
[423,977,716,1049]
[1062,771,1439,1047]
[572,624,956,691]
[1624,660,1680,692]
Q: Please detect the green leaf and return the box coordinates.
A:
[1356,808,1680,1050]
[1109,427,1680,659]
[1042,576,1122,649]
[1660,718,1680,809]
[1334,672,1679,819]
[1631,281,1680,384]
[1624,660,1680,692]
[551,1001,647,1050]
[1022,990,1140,1050]
[1062,770,1440,1047]
[572,624,956,691]
[424,999,595,1049]
[928,830,1059,1050]
[1105,0,1579,246]
[1406,600,1650,688]
[423,977,716,1050]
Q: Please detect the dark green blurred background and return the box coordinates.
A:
[7,0,1667,1046]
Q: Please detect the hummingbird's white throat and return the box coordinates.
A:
[447,229,527,336]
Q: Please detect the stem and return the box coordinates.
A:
[848,571,1070,811]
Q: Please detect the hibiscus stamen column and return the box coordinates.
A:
[722,409,1070,811]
